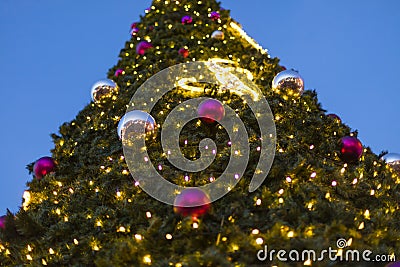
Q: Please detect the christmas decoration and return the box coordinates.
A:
[211,30,224,40]
[272,69,304,97]
[130,22,137,29]
[114,69,124,77]
[209,11,220,21]
[340,136,363,163]
[0,215,5,229]
[385,262,400,267]
[117,110,156,140]
[181,15,193,25]
[327,113,341,123]
[197,99,225,124]
[136,41,153,55]
[130,27,139,36]
[33,156,56,179]
[381,153,400,173]
[178,48,189,58]
[173,188,211,217]
[1,1,399,266]
[91,79,118,104]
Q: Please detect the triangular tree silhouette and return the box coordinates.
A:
[0,0,398,266]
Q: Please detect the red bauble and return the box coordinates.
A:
[178,48,189,58]
[197,99,225,124]
[181,15,193,25]
[340,136,363,163]
[33,156,56,179]
[136,41,153,55]
[0,215,5,229]
[130,22,138,29]
[173,188,211,217]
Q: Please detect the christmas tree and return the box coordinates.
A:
[0,0,399,266]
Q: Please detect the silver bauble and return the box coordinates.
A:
[211,30,224,40]
[117,110,156,140]
[272,70,304,97]
[91,79,118,104]
[381,153,400,174]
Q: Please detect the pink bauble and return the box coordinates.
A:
[173,188,211,217]
[114,69,124,77]
[340,136,363,163]
[181,15,193,25]
[197,99,225,124]
[209,11,220,21]
[33,156,56,179]
[178,48,189,58]
[136,41,153,55]
[0,215,5,229]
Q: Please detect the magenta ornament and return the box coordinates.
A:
[114,69,124,77]
[181,15,193,25]
[33,156,56,179]
[173,188,211,217]
[340,136,363,163]
[136,41,153,55]
[0,215,5,229]
[130,22,138,29]
[209,11,220,21]
[197,99,225,124]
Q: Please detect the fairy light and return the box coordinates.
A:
[146,211,152,218]
[364,210,370,219]
[304,259,312,266]
[310,145,315,150]
[166,234,173,240]
[278,198,284,204]
[256,199,262,205]
[252,229,260,235]
[287,231,294,238]
[255,238,264,245]
[26,255,33,261]
[118,226,126,232]
[74,239,79,245]
[143,255,152,264]
[193,222,199,229]
[230,22,268,55]
[358,222,365,230]
[286,176,292,183]
[184,175,190,182]
[42,259,47,265]
[23,191,31,210]
[49,248,55,254]
[332,180,337,186]
[370,189,375,196]
[135,234,143,241]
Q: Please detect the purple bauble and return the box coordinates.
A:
[340,136,363,163]
[173,188,211,217]
[136,41,153,55]
[385,262,400,267]
[114,69,124,77]
[0,215,5,229]
[209,11,220,21]
[130,27,139,36]
[197,99,225,124]
[181,15,193,25]
[327,113,341,123]
[33,156,56,179]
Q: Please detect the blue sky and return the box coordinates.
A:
[0,0,399,214]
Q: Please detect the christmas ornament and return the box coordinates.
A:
[178,48,189,58]
[91,79,118,104]
[340,136,363,163]
[0,215,5,229]
[117,110,156,140]
[181,15,193,25]
[114,69,124,77]
[130,27,139,36]
[147,25,155,31]
[385,262,400,267]
[130,22,137,29]
[209,11,220,21]
[381,153,400,173]
[136,41,153,55]
[272,70,304,97]
[173,188,211,217]
[33,156,56,179]
[211,30,224,40]
[327,113,341,123]
[197,99,225,124]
